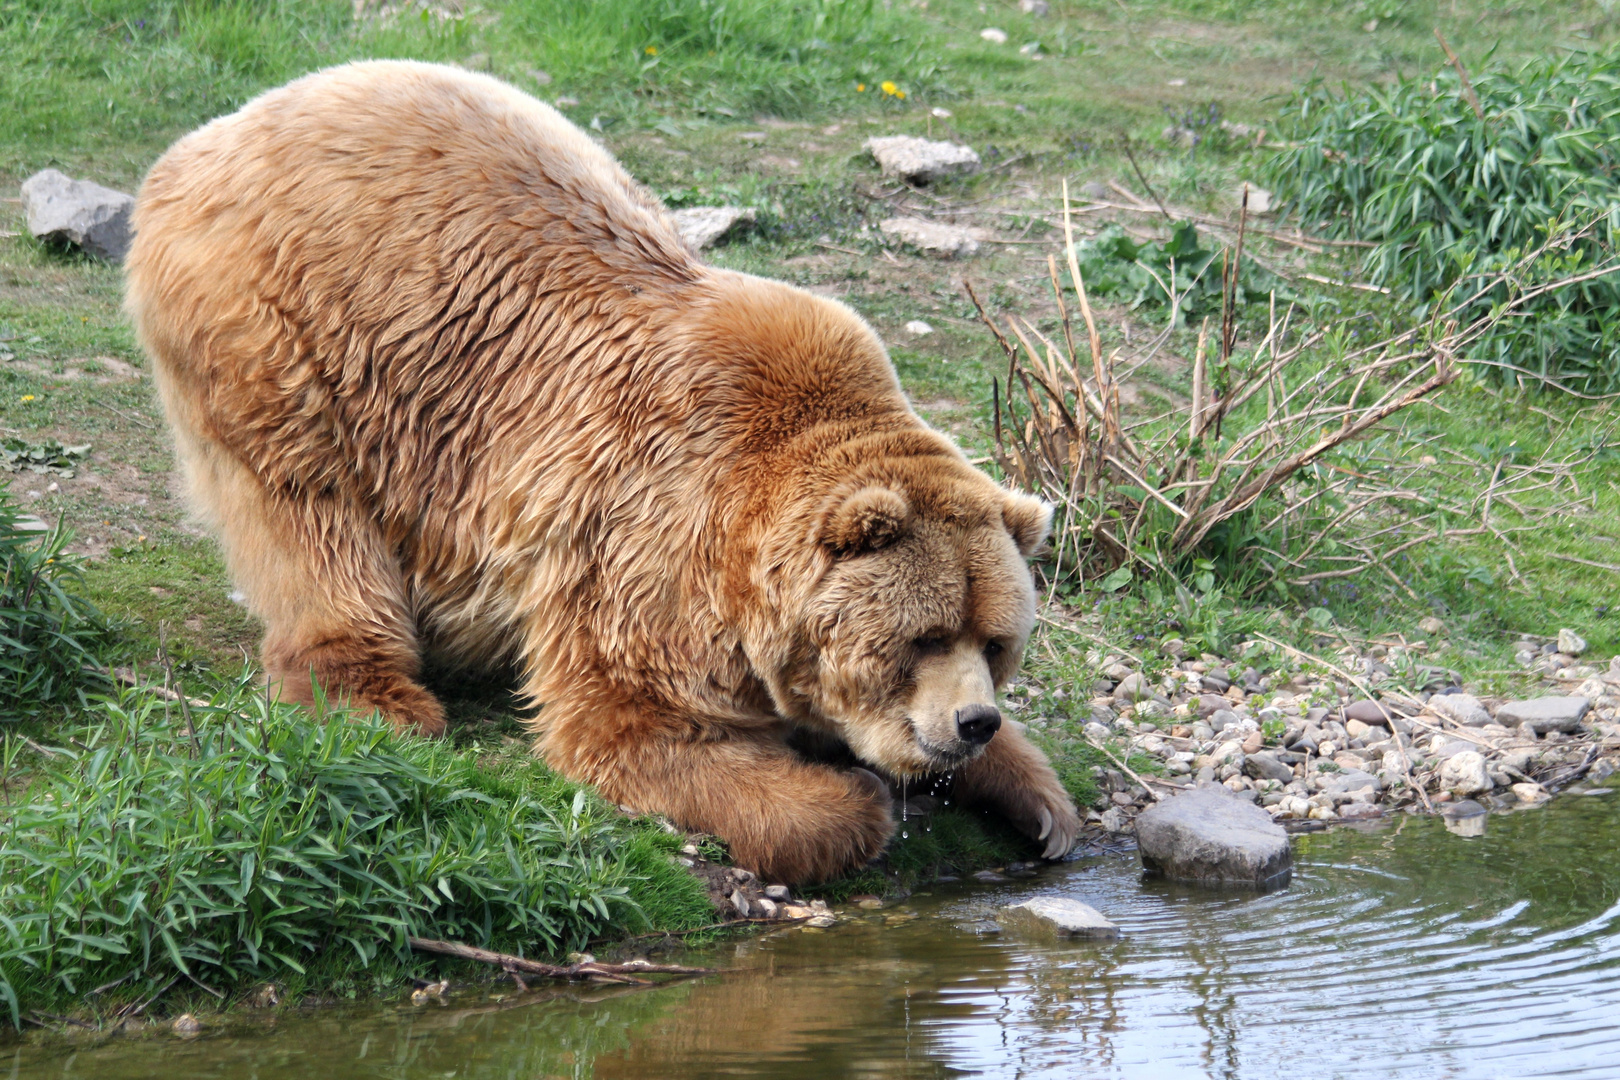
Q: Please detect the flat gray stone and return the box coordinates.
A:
[879,216,978,258]
[1321,768,1382,794]
[1496,696,1590,734]
[1342,699,1399,725]
[672,205,755,250]
[21,168,134,261]
[864,136,980,184]
[1424,693,1491,727]
[1135,787,1292,890]
[1243,751,1294,784]
[997,897,1118,940]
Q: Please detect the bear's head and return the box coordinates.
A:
[780,461,1052,777]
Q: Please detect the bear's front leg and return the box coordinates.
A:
[952,724,1080,859]
[537,701,894,885]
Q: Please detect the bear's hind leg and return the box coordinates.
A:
[539,702,893,884]
[173,425,445,736]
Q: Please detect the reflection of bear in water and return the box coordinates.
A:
[125,61,1079,883]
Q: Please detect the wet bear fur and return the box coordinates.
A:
[124,61,1080,883]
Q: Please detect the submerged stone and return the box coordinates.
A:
[997,897,1119,941]
[1135,787,1292,890]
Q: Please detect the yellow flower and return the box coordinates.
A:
[881,80,898,95]
[645,45,658,55]
[896,89,907,99]
[856,83,866,92]
[20,395,34,402]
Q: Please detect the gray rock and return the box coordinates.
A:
[1424,693,1491,727]
[1557,629,1588,657]
[1342,699,1400,725]
[1019,0,1051,15]
[1135,787,1292,890]
[1439,750,1492,796]
[1112,672,1150,703]
[672,205,756,250]
[1496,696,1591,734]
[997,897,1118,940]
[1208,709,1241,733]
[864,136,980,184]
[1338,802,1382,820]
[1098,806,1129,834]
[878,216,979,258]
[1441,798,1488,819]
[1243,751,1294,784]
[972,869,1009,883]
[1077,180,1111,201]
[21,168,134,261]
[1195,694,1230,717]
[1321,769,1381,794]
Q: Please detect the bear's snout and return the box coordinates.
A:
[954,704,1001,746]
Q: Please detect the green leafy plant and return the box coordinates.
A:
[0,679,674,1027]
[1264,47,1620,392]
[0,486,112,721]
[1,439,90,479]
[1070,221,1282,324]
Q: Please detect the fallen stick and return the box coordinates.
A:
[1083,734,1162,802]
[407,937,715,986]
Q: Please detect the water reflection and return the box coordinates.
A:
[6,782,1619,1079]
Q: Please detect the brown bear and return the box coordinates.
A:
[124,61,1079,884]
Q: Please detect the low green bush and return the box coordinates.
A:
[1070,221,1283,323]
[1264,47,1620,392]
[0,678,707,1027]
[0,486,113,721]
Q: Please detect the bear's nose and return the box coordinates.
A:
[955,704,1001,746]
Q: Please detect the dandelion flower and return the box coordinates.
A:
[20,395,34,402]
[881,80,898,95]
[645,45,658,55]
[856,83,866,92]
[896,89,907,99]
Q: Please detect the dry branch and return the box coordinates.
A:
[408,937,715,986]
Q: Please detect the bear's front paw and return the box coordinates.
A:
[992,773,1081,860]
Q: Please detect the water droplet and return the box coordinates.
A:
[901,830,908,839]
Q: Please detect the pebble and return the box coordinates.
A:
[1439,751,1493,796]
[903,320,934,336]
[980,27,1009,44]
[765,884,791,901]
[1558,629,1588,656]
[972,870,1010,883]
[172,1014,202,1037]
[1424,693,1492,727]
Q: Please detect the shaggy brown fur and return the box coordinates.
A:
[125,61,1079,883]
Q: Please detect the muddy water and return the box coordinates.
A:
[8,782,1620,1080]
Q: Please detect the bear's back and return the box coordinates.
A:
[128,61,707,511]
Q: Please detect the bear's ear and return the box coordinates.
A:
[1002,491,1053,557]
[822,486,913,555]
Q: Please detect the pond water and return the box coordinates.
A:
[8,781,1620,1080]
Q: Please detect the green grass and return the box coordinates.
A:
[0,677,713,1028]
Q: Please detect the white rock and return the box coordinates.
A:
[672,206,755,250]
[1511,782,1548,803]
[1424,693,1491,728]
[1236,185,1272,214]
[754,896,778,918]
[1497,696,1591,734]
[21,169,135,261]
[864,136,981,184]
[903,320,935,336]
[980,27,1009,44]
[998,897,1119,940]
[1558,629,1588,656]
[930,107,952,119]
[1020,0,1050,14]
[1098,806,1128,834]
[880,217,978,258]
[1439,750,1492,796]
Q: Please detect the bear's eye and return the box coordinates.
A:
[984,640,1005,661]
[912,634,950,654]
